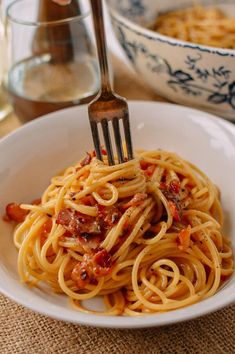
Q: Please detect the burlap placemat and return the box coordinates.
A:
[0,294,234,354]
[1,56,235,354]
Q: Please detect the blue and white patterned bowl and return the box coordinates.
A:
[108,0,235,120]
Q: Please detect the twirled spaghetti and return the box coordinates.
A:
[151,5,235,49]
[6,150,233,316]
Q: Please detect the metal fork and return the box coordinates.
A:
[89,0,133,165]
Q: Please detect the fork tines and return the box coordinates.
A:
[88,95,134,166]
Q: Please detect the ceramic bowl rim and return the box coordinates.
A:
[108,3,235,57]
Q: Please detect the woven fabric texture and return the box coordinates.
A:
[0,294,234,354]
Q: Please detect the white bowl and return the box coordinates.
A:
[0,101,234,328]
[108,0,235,121]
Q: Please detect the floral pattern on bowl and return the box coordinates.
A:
[108,0,235,120]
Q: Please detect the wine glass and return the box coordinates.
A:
[5,0,99,122]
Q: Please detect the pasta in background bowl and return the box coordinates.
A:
[107,0,235,121]
[0,102,235,328]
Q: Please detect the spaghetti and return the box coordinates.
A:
[6,150,234,316]
[151,5,235,49]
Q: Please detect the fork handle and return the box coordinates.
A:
[90,0,112,94]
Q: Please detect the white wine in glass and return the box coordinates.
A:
[6,0,99,123]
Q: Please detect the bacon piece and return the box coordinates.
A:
[169,218,189,233]
[57,205,121,243]
[160,182,167,190]
[92,149,107,157]
[122,193,147,210]
[160,180,182,221]
[140,161,157,176]
[71,262,90,288]
[31,198,41,205]
[56,209,101,235]
[93,248,113,276]
[63,230,73,237]
[168,201,181,222]
[77,234,101,251]
[177,226,191,251]
[40,219,52,239]
[40,219,54,256]
[98,205,121,227]
[80,195,96,206]
[140,160,155,171]
[80,153,92,167]
[71,248,113,288]
[40,221,52,243]
[145,165,156,177]
[140,160,149,170]
[93,248,112,268]
[160,179,180,196]
[169,180,180,194]
[56,209,72,227]
[4,203,29,223]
